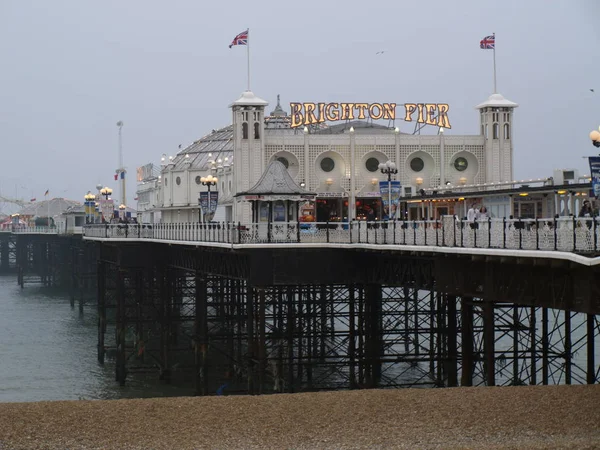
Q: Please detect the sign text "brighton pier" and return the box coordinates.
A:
[289,103,451,129]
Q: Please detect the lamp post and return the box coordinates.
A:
[118,204,126,221]
[378,160,398,219]
[84,192,95,224]
[100,186,112,200]
[99,187,113,222]
[199,175,218,222]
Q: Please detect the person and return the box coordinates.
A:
[579,200,593,229]
[478,206,488,220]
[366,207,375,222]
[579,200,593,218]
[467,204,479,229]
[467,204,476,223]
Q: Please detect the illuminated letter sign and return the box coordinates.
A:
[290,102,451,129]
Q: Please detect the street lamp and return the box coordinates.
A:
[100,186,113,200]
[590,128,600,148]
[199,175,218,222]
[201,174,218,191]
[84,192,95,224]
[378,160,398,219]
[118,204,126,221]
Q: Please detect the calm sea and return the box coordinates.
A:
[0,275,190,403]
[1,274,595,402]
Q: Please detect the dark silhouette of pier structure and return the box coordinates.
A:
[3,222,599,395]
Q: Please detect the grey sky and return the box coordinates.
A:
[1,0,598,207]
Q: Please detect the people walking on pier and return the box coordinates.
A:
[579,200,593,229]
[467,204,479,229]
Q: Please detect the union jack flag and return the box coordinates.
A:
[480,34,495,49]
[229,29,248,48]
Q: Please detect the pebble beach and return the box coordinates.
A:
[0,385,598,449]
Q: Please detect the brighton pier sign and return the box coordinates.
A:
[289,102,451,129]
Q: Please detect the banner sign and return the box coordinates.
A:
[379,180,402,219]
[290,102,451,129]
[209,191,219,214]
[589,156,600,198]
[98,198,114,223]
[199,191,219,222]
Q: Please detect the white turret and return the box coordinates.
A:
[230,90,268,222]
[475,93,518,183]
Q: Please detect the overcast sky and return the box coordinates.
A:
[1,0,598,208]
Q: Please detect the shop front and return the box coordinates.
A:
[315,193,348,223]
[355,195,382,221]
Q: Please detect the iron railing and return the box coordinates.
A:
[82,216,600,254]
[10,226,61,234]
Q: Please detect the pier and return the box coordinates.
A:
[2,216,597,396]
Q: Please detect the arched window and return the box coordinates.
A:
[484,124,488,139]
[493,123,499,139]
[254,122,260,139]
[504,123,510,140]
[242,122,248,140]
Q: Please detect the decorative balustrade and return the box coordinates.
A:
[10,226,61,234]
[82,217,600,254]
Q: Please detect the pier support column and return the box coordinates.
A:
[115,268,127,386]
[587,314,597,384]
[542,307,549,385]
[483,300,496,386]
[257,288,266,394]
[246,285,255,394]
[364,283,382,388]
[159,267,172,383]
[348,284,357,389]
[194,273,208,396]
[460,297,474,386]
[286,286,295,393]
[70,245,77,308]
[446,295,458,387]
[97,261,106,364]
[0,238,9,272]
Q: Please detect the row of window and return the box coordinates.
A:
[482,123,510,140]
[241,122,260,140]
[164,175,233,194]
[276,155,469,174]
[409,156,468,172]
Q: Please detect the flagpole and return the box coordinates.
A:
[492,32,497,94]
[246,28,250,91]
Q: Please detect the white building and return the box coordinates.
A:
[138,90,520,223]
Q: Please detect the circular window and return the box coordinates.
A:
[176,176,181,185]
[195,176,201,185]
[410,157,424,172]
[277,157,289,169]
[320,157,335,172]
[365,157,379,172]
[454,157,468,172]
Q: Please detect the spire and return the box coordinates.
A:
[270,94,287,117]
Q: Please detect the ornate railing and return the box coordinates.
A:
[82,217,600,254]
[10,226,61,234]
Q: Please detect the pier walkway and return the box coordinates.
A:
[79,217,600,265]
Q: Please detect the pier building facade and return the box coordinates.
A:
[139,91,525,224]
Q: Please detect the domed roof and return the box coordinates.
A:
[475,93,518,109]
[167,125,234,171]
[229,90,268,107]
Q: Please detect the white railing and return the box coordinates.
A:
[82,217,600,254]
[10,226,61,234]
